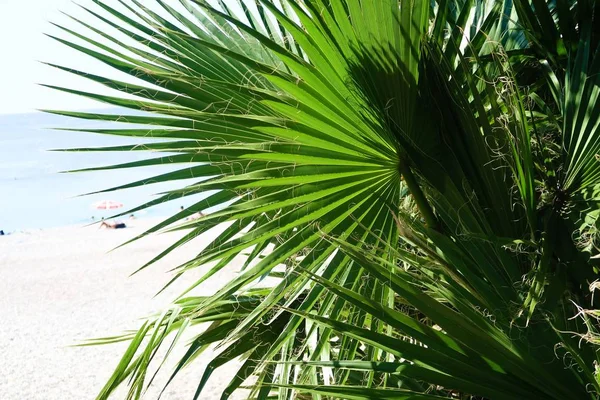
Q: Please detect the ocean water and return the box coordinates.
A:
[0,110,206,232]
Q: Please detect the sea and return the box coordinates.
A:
[0,109,207,232]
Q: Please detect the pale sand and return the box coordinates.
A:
[0,218,252,400]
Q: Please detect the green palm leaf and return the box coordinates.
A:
[48,0,600,399]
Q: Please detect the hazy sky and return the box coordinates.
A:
[0,0,108,114]
[0,0,245,115]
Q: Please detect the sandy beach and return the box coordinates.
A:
[0,218,247,400]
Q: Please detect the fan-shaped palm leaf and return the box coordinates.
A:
[49,0,600,399]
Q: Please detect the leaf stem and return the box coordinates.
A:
[397,156,439,230]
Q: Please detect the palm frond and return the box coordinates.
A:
[47,1,600,399]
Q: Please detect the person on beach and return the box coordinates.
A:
[187,211,205,220]
[181,205,204,220]
[99,220,127,229]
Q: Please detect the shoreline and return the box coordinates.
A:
[0,213,168,236]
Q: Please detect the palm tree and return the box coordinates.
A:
[48,0,600,398]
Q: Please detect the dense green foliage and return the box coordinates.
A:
[50,0,600,398]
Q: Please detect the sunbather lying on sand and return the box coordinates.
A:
[99,221,126,229]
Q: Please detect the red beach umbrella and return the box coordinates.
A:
[92,200,124,210]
